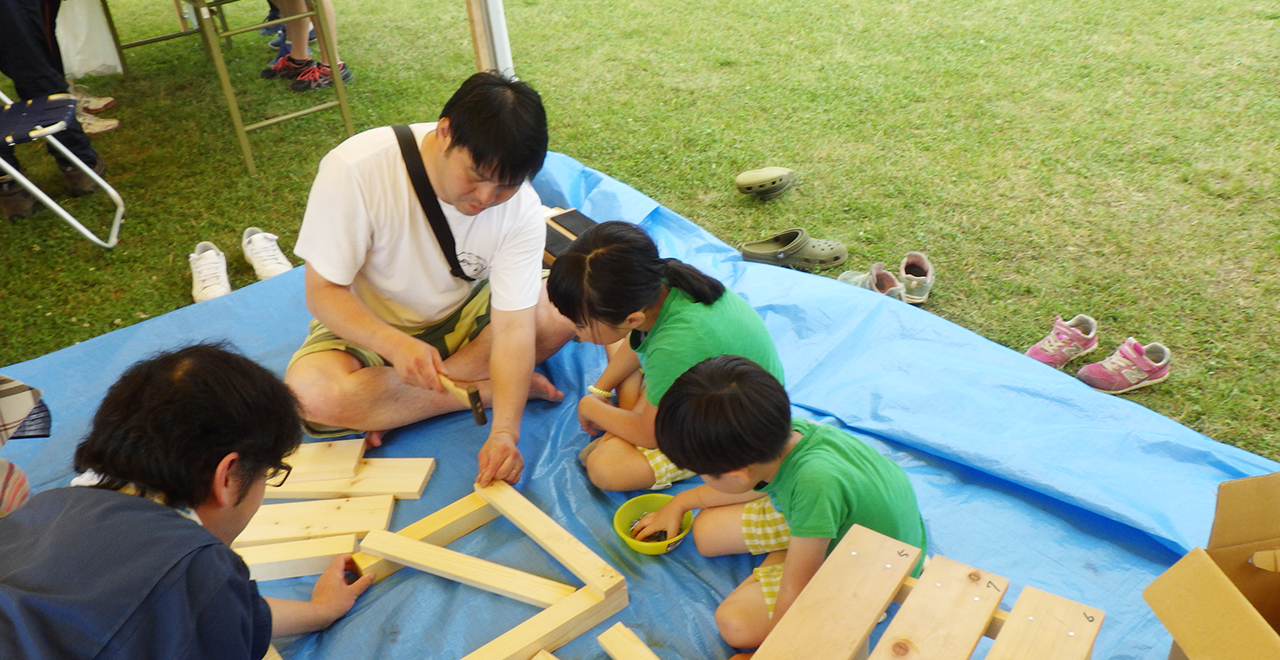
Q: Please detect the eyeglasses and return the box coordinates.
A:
[265,462,292,488]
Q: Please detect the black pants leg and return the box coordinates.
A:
[0,0,97,172]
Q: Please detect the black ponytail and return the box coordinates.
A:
[661,259,724,306]
[547,221,724,326]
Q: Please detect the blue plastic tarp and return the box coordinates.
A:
[3,151,1275,659]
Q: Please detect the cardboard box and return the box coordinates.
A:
[1144,471,1280,659]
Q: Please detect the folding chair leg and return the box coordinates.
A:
[0,137,125,249]
[191,0,257,175]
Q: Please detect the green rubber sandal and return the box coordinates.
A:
[735,167,798,200]
[739,228,848,271]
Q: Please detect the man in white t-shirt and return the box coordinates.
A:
[284,73,576,486]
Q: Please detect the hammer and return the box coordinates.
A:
[438,374,487,425]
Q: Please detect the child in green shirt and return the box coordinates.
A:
[634,355,927,649]
[547,222,784,492]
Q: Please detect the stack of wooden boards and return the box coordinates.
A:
[232,439,435,581]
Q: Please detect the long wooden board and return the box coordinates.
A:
[232,494,394,548]
[985,586,1104,660]
[359,529,577,608]
[868,555,1008,660]
[236,534,358,581]
[754,525,920,660]
[265,458,435,500]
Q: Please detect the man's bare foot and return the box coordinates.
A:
[529,372,564,402]
[364,429,386,448]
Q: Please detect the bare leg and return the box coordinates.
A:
[284,281,575,433]
[716,550,786,649]
[584,435,657,491]
[691,501,752,557]
[271,0,312,61]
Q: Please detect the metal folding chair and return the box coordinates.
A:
[0,92,125,249]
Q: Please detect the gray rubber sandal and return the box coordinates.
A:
[735,167,798,200]
[739,228,848,271]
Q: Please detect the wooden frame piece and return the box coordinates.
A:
[597,622,662,660]
[265,458,436,500]
[351,482,627,660]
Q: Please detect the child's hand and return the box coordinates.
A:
[577,394,606,435]
[631,502,685,542]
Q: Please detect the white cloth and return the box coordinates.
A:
[55,0,123,78]
[295,123,545,331]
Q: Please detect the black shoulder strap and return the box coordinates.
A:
[393,124,474,281]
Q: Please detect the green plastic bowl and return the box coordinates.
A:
[613,493,694,555]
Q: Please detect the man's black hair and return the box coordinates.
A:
[439,71,548,187]
[547,221,725,326]
[74,343,302,508]
[654,355,792,476]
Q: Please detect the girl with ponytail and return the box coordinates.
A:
[547,221,785,491]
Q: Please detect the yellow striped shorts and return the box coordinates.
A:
[637,446,698,490]
[743,496,790,616]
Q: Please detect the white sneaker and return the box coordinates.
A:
[242,227,293,280]
[189,241,232,303]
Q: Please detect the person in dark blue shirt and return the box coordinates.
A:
[0,343,374,659]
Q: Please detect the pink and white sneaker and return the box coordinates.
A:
[1077,337,1171,394]
[1025,314,1099,368]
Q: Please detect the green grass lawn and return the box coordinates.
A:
[2,0,1277,458]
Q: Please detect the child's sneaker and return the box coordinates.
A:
[290,61,353,92]
[1076,337,1171,394]
[242,227,293,280]
[898,252,935,304]
[1025,314,1098,368]
[189,241,232,303]
[260,55,314,79]
[837,262,904,299]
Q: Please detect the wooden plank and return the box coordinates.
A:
[359,529,577,609]
[265,458,435,500]
[232,494,394,548]
[236,534,358,581]
[476,482,624,597]
[531,652,560,660]
[352,491,500,582]
[287,438,365,482]
[262,644,283,660]
[755,525,920,660]
[868,555,1009,660]
[985,586,1104,660]
[597,622,661,660]
[463,586,629,660]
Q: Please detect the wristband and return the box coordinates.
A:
[587,385,612,398]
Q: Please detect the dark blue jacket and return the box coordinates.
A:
[0,487,271,660]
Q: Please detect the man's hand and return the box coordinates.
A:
[387,336,447,391]
[476,431,523,486]
[311,555,374,622]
